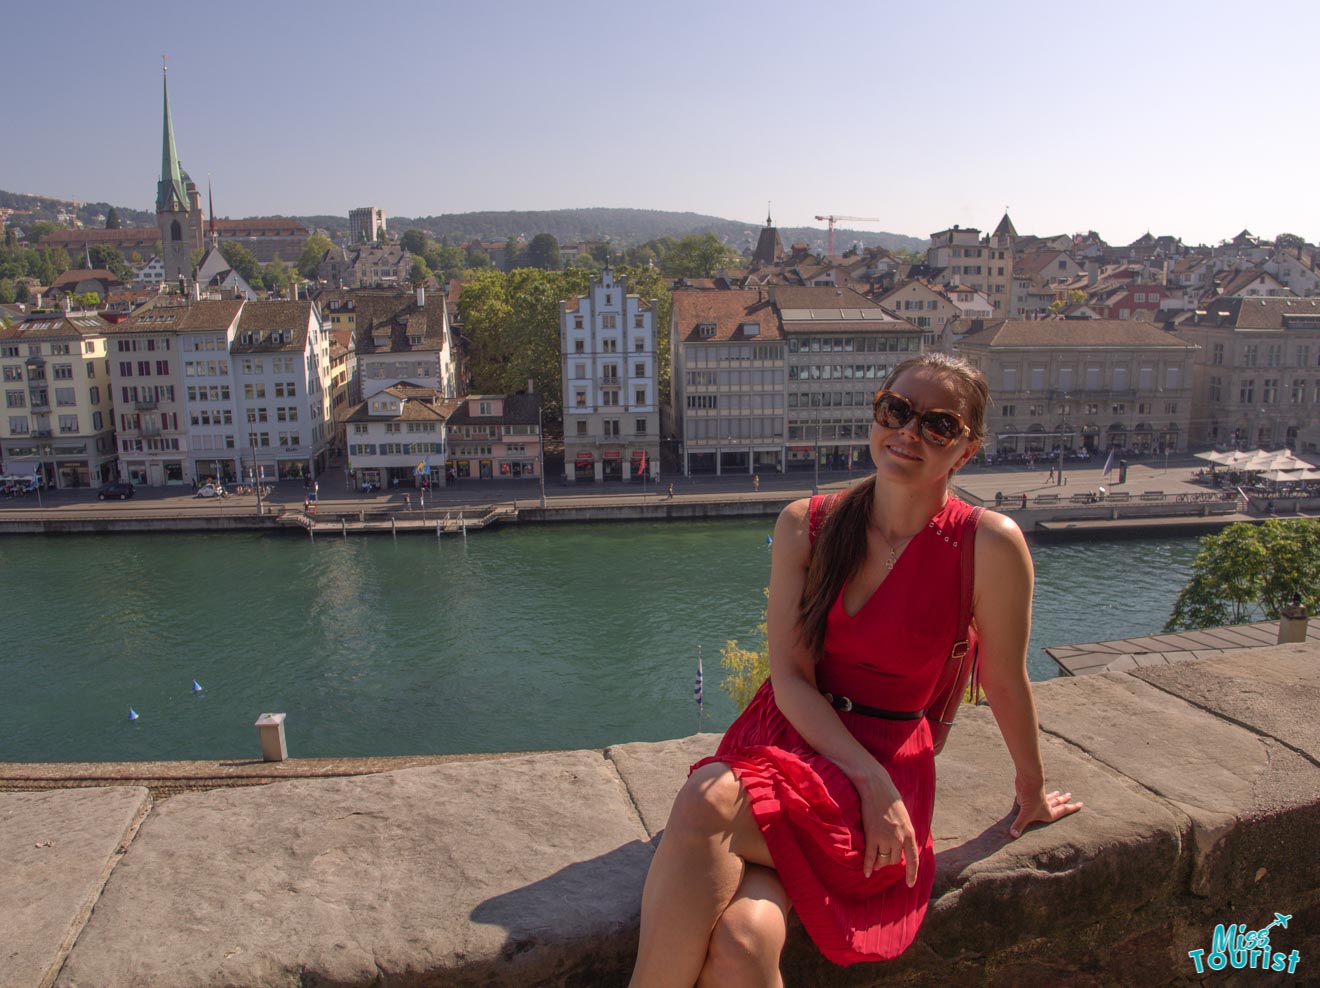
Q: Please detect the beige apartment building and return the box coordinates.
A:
[670,289,785,476]
[669,286,920,477]
[1175,297,1320,452]
[0,309,117,487]
[953,319,1198,458]
[561,269,659,482]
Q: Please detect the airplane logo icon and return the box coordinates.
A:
[1260,913,1291,934]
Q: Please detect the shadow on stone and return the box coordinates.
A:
[468,839,653,987]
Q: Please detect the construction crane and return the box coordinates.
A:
[814,214,880,256]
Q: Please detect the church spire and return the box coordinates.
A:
[157,61,187,213]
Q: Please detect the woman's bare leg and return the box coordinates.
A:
[697,864,791,988]
[629,763,773,988]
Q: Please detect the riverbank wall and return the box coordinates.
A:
[0,491,1275,540]
[6,642,1318,987]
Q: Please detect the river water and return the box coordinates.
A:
[0,522,1200,763]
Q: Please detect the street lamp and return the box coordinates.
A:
[537,400,546,508]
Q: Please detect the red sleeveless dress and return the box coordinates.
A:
[692,494,978,965]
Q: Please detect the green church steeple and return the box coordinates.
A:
[157,67,188,213]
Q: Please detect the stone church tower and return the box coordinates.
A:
[156,68,203,283]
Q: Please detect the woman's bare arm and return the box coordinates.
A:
[973,510,1083,835]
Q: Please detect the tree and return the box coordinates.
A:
[409,258,432,285]
[0,278,14,304]
[720,590,770,710]
[659,233,743,279]
[88,245,131,280]
[219,241,261,286]
[525,233,562,271]
[25,220,62,244]
[296,233,335,280]
[501,238,522,272]
[1275,232,1306,250]
[1166,519,1320,631]
[104,207,121,230]
[399,229,430,256]
[73,291,101,308]
[262,260,292,294]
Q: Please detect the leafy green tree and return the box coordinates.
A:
[501,238,521,272]
[296,233,335,280]
[262,260,292,294]
[189,247,206,274]
[1275,233,1306,250]
[0,278,15,304]
[219,241,262,286]
[465,246,491,269]
[26,220,62,244]
[5,228,18,249]
[721,590,770,710]
[409,258,432,285]
[74,291,101,308]
[88,245,131,280]
[104,207,121,229]
[1166,519,1320,630]
[399,229,429,256]
[659,233,742,279]
[525,233,562,271]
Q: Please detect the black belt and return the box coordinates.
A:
[822,692,924,720]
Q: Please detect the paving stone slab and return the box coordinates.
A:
[1035,671,1320,898]
[1131,642,1320,760]
[0,787,149,988]
[604,733,721,839]
[56,750,652,988]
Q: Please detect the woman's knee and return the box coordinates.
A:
[700,896,788,985]
[666,763,744,838]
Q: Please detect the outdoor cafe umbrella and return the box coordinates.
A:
[1195,449,1235,464]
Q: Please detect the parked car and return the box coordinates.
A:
[98,481,136,501]
[195,483,229,499]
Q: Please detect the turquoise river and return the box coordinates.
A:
[0,522,1200,763]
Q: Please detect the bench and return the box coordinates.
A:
[1139,491,1166,501]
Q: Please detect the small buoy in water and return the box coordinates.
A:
[128,708,139,721]
[192,680,203,693]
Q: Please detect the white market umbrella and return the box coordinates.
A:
[1194,449,1231,464]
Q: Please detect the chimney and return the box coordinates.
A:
[417,285,425,307]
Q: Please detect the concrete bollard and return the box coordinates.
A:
[1278,595,1309,644]
[254,712,287,762]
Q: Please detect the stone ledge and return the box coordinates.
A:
[11,645,1319,986]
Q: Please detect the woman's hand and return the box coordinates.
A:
[1009,777,1083,838]
[855,768,920,887]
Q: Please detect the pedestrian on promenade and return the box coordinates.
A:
[632,353,1080,985]
[1047,466,1054,483]
[393,477,399,492]
[754,473,761,493]
[1021,491,1028,509]
[667,483,674,501]
[405,494,412,511]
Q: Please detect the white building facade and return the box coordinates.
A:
[560,269,659,482]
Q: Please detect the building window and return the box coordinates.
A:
[574,340,585,353]
[576,420,587,435]
[635,388,646,404]
[575,390,586,408]
[635,418,647,434]
[1243,344,1258,368]
[1212,343,1224,366]
[602,314,618,329]
[1239,380,1255,404]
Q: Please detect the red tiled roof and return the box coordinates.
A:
[671,289,782,343]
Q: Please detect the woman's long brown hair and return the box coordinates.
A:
[797,353,989,659]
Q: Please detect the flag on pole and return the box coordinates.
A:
[415,455,430,477]
[694,646,704,714]
[637,450,648,478]
[1102,449,1116,477]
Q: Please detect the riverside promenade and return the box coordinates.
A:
[0,453,1298,537]
[4,641,1318,986]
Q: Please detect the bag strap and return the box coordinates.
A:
[954,504,986,696]
[808,492,841,544]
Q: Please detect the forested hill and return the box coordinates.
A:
[300,207,928,254]
[2,190,927,253]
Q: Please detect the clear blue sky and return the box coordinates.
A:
[7,0,1316,246]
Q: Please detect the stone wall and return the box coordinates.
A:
[5,643,1318,987]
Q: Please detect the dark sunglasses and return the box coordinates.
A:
[872,390,969,447]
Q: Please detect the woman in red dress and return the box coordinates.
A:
[630,353,1082,987]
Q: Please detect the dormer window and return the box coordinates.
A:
[478,400,493,416]
[740,322,760,337]
[698,322,716,338]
